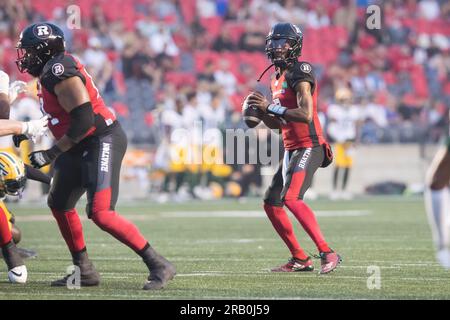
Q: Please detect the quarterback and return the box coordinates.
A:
[247,23,341,273]
[16,22,175,289]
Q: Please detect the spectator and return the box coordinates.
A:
[83,36,113,93]
[214,59,237,95]
[212,28,237,52]
[238,22,266,52]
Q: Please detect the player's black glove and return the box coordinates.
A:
[29,145,62,169]
[13,134,29,148]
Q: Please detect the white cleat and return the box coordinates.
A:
[341,191,354,200]
[329,191,341,201]
[8,265,28,284]
[436,250,450,269]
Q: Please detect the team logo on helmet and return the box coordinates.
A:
[300,63,311,73]
[52,63,64,76]
[33,24,52,39]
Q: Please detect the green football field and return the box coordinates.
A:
[1,196,449,300]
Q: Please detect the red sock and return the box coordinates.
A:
[0,206,12,247]
[51,208,86,252]
[91,210,148,253]
[263,203,308,260]
[284,199,330,253]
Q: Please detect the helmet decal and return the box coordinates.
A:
[33,24,53,39]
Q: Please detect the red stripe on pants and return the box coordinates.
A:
[284,171,306,201]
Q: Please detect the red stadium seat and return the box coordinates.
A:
[410,65,428,98]
[200,16,223,40]
[194,51,220,72]
[179,0,196,25]
[165,72,197,88]
[383,71,397,85]
[224,22,246,44]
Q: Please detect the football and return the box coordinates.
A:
[242,93,264,128]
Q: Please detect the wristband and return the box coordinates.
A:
[267,104,288,117]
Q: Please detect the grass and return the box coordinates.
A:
[1,196,449,300]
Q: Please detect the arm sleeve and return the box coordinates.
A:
[66,102,95,143]
[40,55,86,95]
[285,62,316,94]
[25,164,52,184]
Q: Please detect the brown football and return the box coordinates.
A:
[242,93,264,128]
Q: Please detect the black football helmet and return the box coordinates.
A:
[16,22,66,77]
[265,23,303,69]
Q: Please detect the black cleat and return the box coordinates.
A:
[51,250,100,287]
[141,246,176,290]
[51,262,100,287]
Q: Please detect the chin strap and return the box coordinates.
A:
[256,63,274,82]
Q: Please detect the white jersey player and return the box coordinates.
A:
[425,109,450,268]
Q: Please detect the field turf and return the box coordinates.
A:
[1,196,449,300]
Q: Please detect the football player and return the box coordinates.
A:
[327,88,361,200]
[16,22,175,289]
[425,110,450,268]
[247,23,341,274]
[1,70,49,283]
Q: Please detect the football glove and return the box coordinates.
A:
[9,81,27,104]
[21,115,49,142]
[13,134,29,148]
[29,145,61,169]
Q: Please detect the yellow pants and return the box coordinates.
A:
[334,143,354,168]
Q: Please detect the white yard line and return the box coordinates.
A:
[15,210,371,222]
[21,271,449,281]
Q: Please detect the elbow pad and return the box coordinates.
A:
[67,102,95,143]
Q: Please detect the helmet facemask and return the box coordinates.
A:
[265,36,302,69]
[0,176,26,197]
[16,42,52,77]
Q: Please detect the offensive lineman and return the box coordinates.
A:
[16,22,175,289]
[247,23,341,273]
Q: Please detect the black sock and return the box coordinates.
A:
[1,241,24,270]
[333,167,340,190]
[342,168,350,190]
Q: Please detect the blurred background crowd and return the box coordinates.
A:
[0,0,449,200]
